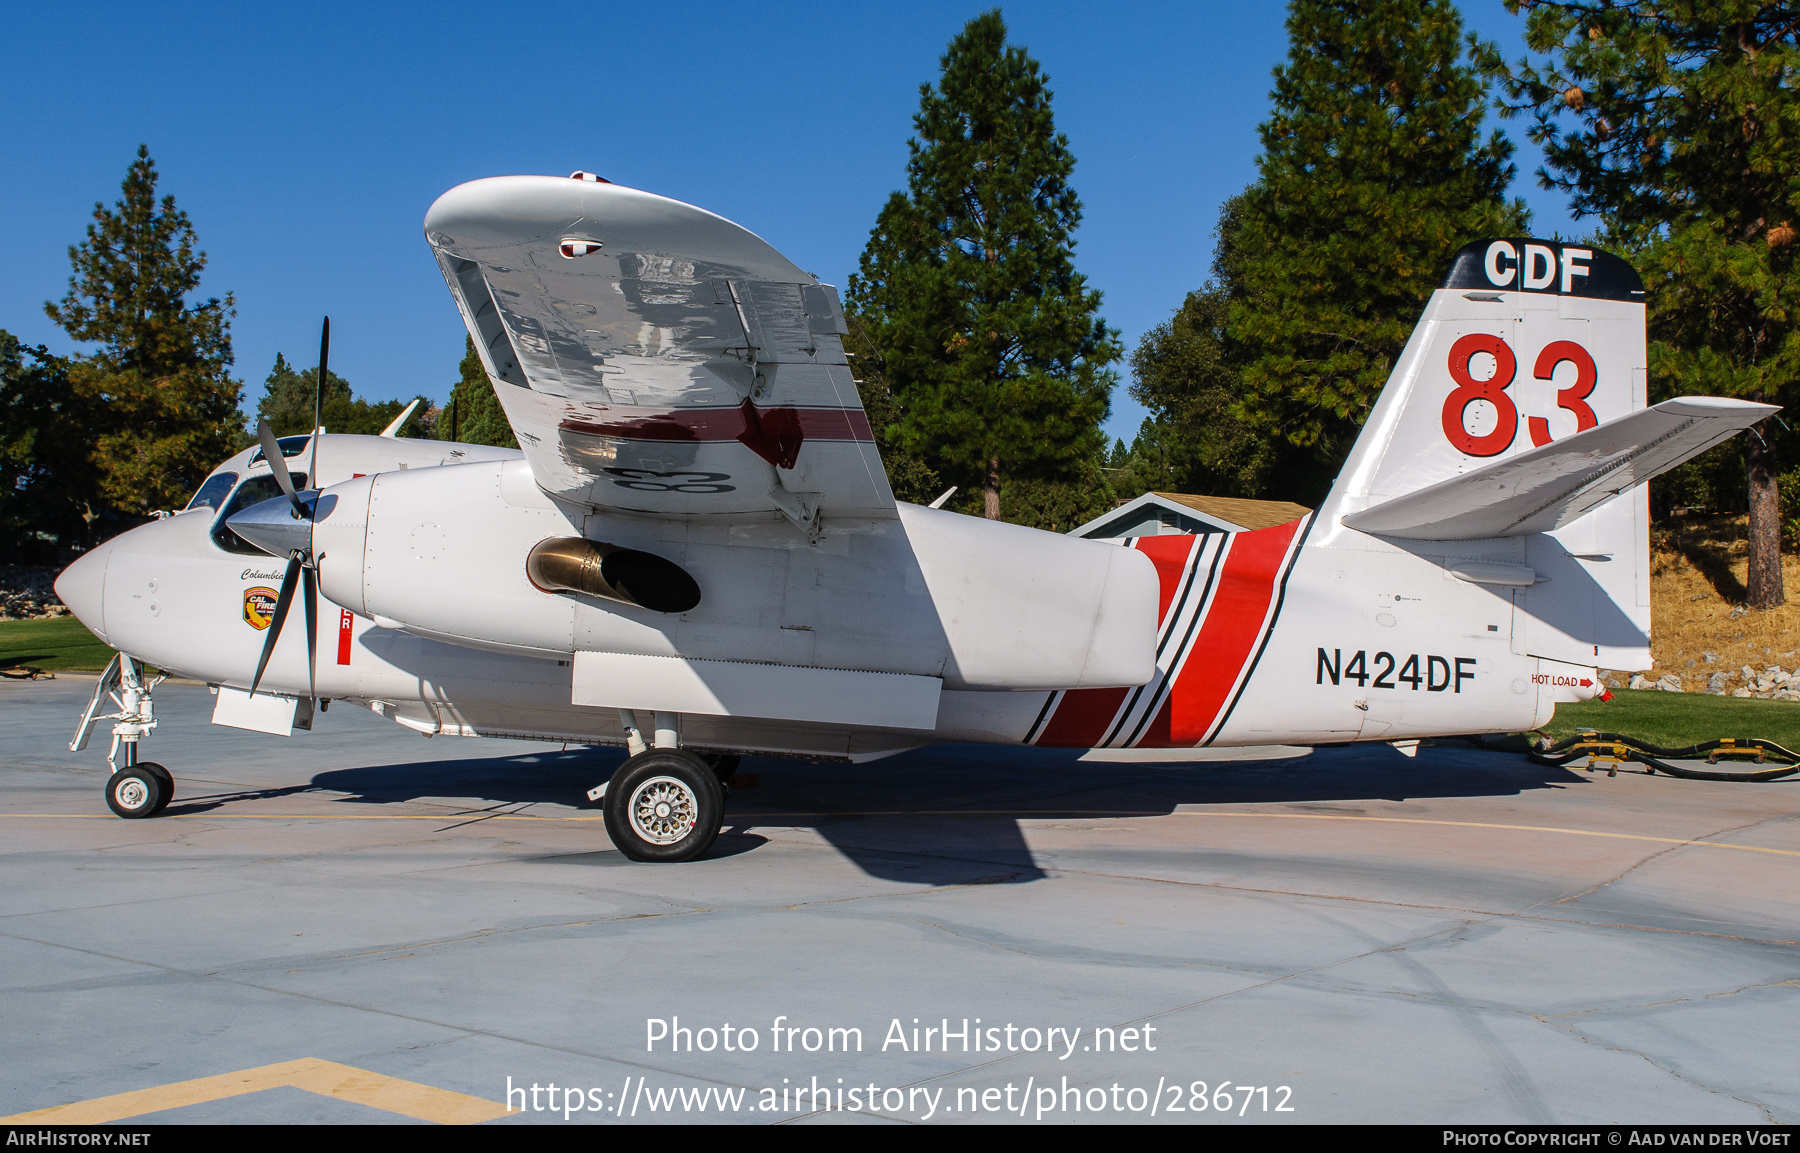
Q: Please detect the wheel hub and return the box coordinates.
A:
[628,776,698,845]
[115,779,147,810]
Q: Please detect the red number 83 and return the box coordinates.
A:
[1440,335,1598,457]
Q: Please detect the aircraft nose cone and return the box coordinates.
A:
[228,493,315,559]
[54,545,110,643]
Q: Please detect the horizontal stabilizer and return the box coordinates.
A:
[1342,397,1775,540]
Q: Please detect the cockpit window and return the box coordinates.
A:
[186,472,238,512]
[247,436,316,466]
[210,472,308,554]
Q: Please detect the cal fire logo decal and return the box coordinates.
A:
[243,586,279,631]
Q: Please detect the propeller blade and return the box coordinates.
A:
[313,317,329,486]
[250,555,303,696]
[256,419,306,516]
[302,564,318,706]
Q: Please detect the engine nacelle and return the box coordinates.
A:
[313,459,1156,691]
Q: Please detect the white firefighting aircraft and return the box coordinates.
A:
[54,173,1773,861]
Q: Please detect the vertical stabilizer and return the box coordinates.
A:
[1317,239,1653,670]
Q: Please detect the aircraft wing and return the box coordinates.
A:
[1341,397,1776,540]
[424,175,892,526]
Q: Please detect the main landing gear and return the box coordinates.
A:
[590,710,729,862]
[72,654,173,819]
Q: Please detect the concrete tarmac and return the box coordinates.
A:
[1,677,1796,1125]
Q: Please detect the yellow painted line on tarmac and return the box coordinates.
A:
[4,809,1795,857]
[0,1057,511,1125]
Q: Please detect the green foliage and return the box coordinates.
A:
[978,469,1112,533]
[1231,0,1528,479]
[434,336,517,448]
[42,146,244,520]
[1124,196,1294,500]
[842,316,943,505]
[1477,2,1800,604]
[0,333,98,552]
[847,9,1119,520]
[256,352,427,438]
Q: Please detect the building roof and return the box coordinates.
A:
[1067,490,1313,538]
[1148,492,1313,532]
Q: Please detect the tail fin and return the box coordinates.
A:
[1319,238,1766,672]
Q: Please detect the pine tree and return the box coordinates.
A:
[1477,3,1800,608]
[842,315,943,504]
[847,9,1119,520]
[255,353,424,439]
[435,336,518,448]
[44,145,243,516]
[1231,0,1528,500]
[1127,194,1286,500]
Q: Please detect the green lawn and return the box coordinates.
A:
[0,616,115,674]
[1537,687,1800,750]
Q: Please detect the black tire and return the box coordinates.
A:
[105,766,169,819]
[138,759,175,813]
[602,750,723,862]
[139,762,175,815]
[701,753,741,783]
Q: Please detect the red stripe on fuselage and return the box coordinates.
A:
[1033,686,1129,748]
[1137,535,1201,622]
[1165,520,1302,745]
[1030,522,1302,749]
[1032,536,1197,748]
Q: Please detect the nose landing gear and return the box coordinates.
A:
[73,654,174,819]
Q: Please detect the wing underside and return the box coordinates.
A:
[424,176,894,525]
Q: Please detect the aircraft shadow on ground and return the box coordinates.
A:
[302,742,1582,886]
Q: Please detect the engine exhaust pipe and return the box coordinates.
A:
[526,537,701,614]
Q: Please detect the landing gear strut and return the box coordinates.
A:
[72,654,174,819]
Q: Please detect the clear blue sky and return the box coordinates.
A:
[0,1,1573,446]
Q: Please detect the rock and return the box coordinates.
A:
[1708,671,1729,692]
[0,565,69,621]
[1629,674,1650,690]
[1733,688,1754,698]
[1743,665,1758,681]
[1703,651,1720,663]
[1657,674,1683,692]
[1774,689,1800,702]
